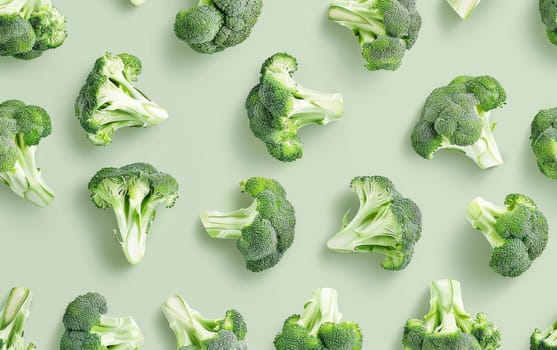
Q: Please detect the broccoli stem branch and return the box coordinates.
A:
[465,197,506,249]
[298,288,342,336]
[200,201,258,239]
[91,315,144,348]
[446,0,481,19]
[0,287,32,349]
[111,198,149,265]
[162,296,216,348]
[425,280,473,334]
[328,0,386,38]
[290,87,344,126]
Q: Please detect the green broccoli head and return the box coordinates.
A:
[0,287,37,350]
[410,75,507,169]
[402,279,501,350]
[531,319,557,350]
[246,52,344,162]
[200,176,295,272]
[327,176,422,271]
[540,0,557,45]
[174,0,262,54]
[465,193,548,277]
[75,52,168,146]
[0,0,66,59]
[61,292,144,350]
[274,288,362,350]
[328,0,421,71]
[0,99,54,207]
[88,163,179,265]
[530,108,557,179]
[162,295,247,350]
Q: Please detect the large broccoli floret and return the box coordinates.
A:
[410,75,507,169]
[162,295,247,350]
[327,0,421,71]
[531,319,557,349]
[327,176,422,271]
[530,108,557,179]
[402,279,501,350]
[446,0,481,19]
[0,0,66,60]
[246,53,344,162]
[0,287,37,350]
[88,163,179,265]
[75,53,168,146]
[274,288,362,350]
[200,177,296,272]
[465,193,548,278]
[0,99,54,207]
[540,0,557,45]
[60,292,143,350]
[174,0,263,54]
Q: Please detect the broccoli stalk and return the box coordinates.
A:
[291,288,342,336]
[446,0,481,19]
[466,197,507,248]
[130,0,145,6]
[0,287,37,350]
[201,201,258,239]
[532,320,557,349]
[88,315,143,347]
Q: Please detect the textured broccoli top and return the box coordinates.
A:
[328,0,421,71]
[327,176,422,270]
[162,295,247,350]
[0,99,54,207]
[530,108,557,179]
[0,0,66,60]
[403,279,501,350]
[200,177,296,272]
[466,193,548,278]
[246,52,344,162]
[75,52,168,146]
[411,75,507,169]
[174,0,263,54]
[0,287,36,350]
[532,319,557,350]
[274,288,362,350]
[540,0,557,46]
[88,163,179,265]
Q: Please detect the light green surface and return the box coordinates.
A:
[0,0,555,349]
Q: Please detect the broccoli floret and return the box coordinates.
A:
[327,0,421,71]
[0,99,54,207]
[274,288,362,350]
[162,295,247,350]
[530,108,557,179]
[60,292,143,350]
[0,287,37,350]
[245,52,344,162]
[446,0,481,19]
[0,0,66,59]
[531,319,557,349]
[174,0,262,54]
[200,177,295,272]
[402,279,501,350]
[88,163,179,264]
[75,52,169,146]
[326,176,422,271]
[465,193,548,277]
[410,75,507,169]
[540,0,557,45]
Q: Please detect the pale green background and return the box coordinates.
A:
[0,0,554,349]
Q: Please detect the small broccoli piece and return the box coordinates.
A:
[410,75,506,169]
[60,292,143,350]
[0,0,66,59]
[200,177,295,272]
[531,319,557,349]
[327,176,422,271]
[540,0,557,45]
[465,193,548,277]
[245,52,344,162]
[174,0,263,54]
[446,0,481,19]
[75,52,168,146]
[162,295,247,350]
[328,0,421,71]
[530,108,557,179]
[274,288,362,350]
[88,163,179,264]
[0,99,54,207]
[0,287,37,350]
[402,279,501,350]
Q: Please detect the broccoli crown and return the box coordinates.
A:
[540,0,557,45]
[326,176,422,270]
[245,52,344,162]
[0,287,37,350]
[274,288,362,350]
[402,279,501,350]
[531,319,557,350]
[0,0,66,59]
[88,162,179,264]
[75,52,169,146]
[530,108,557,179]
[410,75,507,169]
[465,193,548,277]
[162,295,247,350]
[200,176,295,272]
[61,292,144,350]
[0,99,54,207]
[174,0,263,54]
[328,0,421,71]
